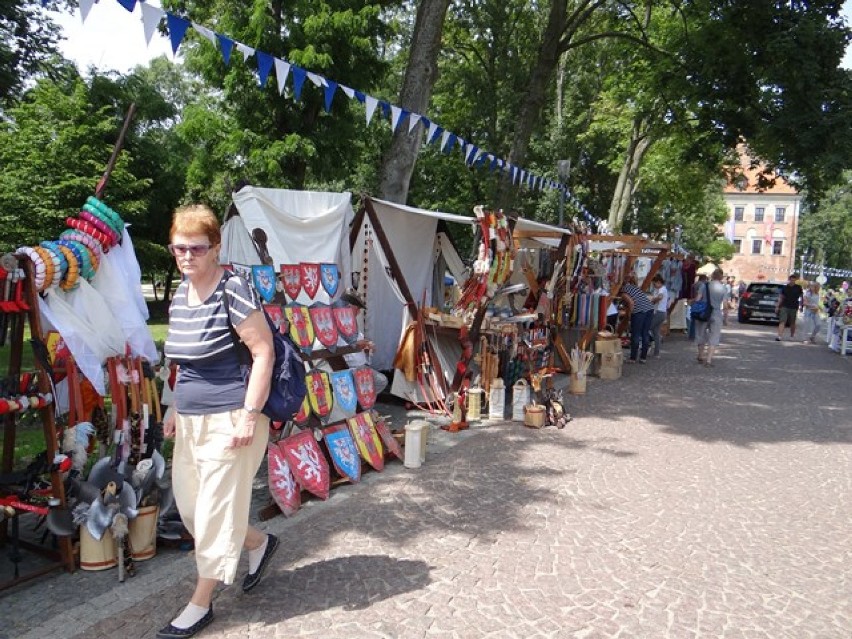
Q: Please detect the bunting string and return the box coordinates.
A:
[73,0,606,230]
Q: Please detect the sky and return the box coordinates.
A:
[54,0,852,74]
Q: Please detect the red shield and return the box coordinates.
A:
[300,262,321,300]
[267,442,301,516]
[306,368,333,420]
[347,413,384,471]
[284,304,314,352]
[279,429,329,500]
[280,264,302,300]
[372,411,403,462]
[354,367,377,410]
[332,302,359,345]
[263,304,285,334]
[309,304,339,349]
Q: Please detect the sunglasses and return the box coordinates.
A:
[169,244,212,257]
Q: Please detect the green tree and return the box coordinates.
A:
[798,172,852,273]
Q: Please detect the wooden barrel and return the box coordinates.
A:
[79,526,117,571]
[129,505,159,561]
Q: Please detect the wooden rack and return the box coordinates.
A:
[0,258,75,591]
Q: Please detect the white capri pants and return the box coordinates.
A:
[173,408,269,584]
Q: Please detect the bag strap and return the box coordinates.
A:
[221,272,253,366]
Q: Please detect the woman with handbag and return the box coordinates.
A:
[160,204,280,638]
[693,268,728,366]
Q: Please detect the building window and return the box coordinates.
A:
[734,207,744,221]
[752,239,763,254]
[772,240,783,256]
[775,206,786,222]
[754,207,765,222]
[732,239,742,253]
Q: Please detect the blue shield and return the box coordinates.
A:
[322,424,361,482]
[320,263,340,297]
[330,369,358,415]
[252,265,278,303]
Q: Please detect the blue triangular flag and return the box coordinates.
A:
[256,51,274,88]
[444,133,457,154]
[166,14,191,56]
[116,0,137,12]
[324,80,338,112]
[354,90,366,103]
[216,34,234,65]
[291,66,307,100]
[380,101,391,119]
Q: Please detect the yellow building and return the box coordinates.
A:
[721,152,803,283]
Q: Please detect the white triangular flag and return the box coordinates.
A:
[79,0,95,23]
[192,22,217,46]
[339,85,355,99]
[407,114,421,133]
[426,121,439,144]
[365,95,379,125]
[140,3,164,46]
[390,105,403,131]
[464,142,474,163]
[274,58,291,95]
[235,42,255,62]
[306,72,326,87]
[440,130,451,152]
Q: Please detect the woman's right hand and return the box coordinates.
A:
[163,407,176,439]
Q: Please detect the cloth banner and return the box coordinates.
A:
[232,187,353,306]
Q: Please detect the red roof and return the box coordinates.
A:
[723,147,798,195]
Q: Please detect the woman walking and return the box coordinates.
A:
[802,281,823,344]
[694,268,727,367]
[160,204,279,638]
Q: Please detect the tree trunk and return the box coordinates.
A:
[377,0,451,204]
[608,117,653,232]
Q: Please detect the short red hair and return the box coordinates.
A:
[170,204,221,245]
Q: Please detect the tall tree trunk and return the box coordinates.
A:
[608,116,653,232]
[377,0,451,204]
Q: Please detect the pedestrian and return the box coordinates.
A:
[687,274,708,341]
[802,281,823,344]
[737,279,747,299]
[694,268,727,367]
[649,273,669,358]
[620,273,654,363]
[160,204,279,639]
[775,273,804,341]
[722,277,733,326]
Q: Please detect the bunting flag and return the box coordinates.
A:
[407,114,422,134]
[141,3,164,45]
[236,42,255,63]
[274,59,291,95]
[307,71,325,87]
[192,22,217,46]
[339,85,355,99]
[166,14,191,55]
[216,34,234,65]
[365,95,379,125]
[324,80,338,112]
[116,0,136,12]
[292,66,307,100]
[427,121,441,145]
[256,51,274,88]
[79,0,95,23]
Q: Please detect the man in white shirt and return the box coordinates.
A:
[649,274,669,358]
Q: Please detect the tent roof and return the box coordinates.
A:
[369,197,474,226]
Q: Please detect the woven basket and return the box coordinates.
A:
[524,404,545,429]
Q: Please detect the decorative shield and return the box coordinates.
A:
[354,367,377,410]
[306,368,333,420]
[284,304,314,353]
[263,304,285,333]
[309,303,339,350]
[279,430,329,500]
[267,442,301,516]
[372,412,403,462]
[320,263,340,297]
[322,422,361,483]
[252,265,278,303]
[293,395,311,427]
[347,412,384,471]
[332,302,359,346]
[330,370,358,415]
[300,262,321,300]
[231,262,253,284]
[279,264,301,300]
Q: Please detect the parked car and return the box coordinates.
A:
[738,282,784,323]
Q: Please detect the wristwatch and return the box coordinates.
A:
[243,405,262,414]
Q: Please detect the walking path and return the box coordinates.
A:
[3,323,850,639]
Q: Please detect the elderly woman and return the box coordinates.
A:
[160,205,278,639]
[693,268,727,367]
